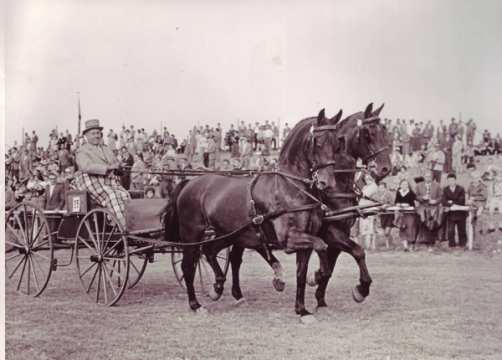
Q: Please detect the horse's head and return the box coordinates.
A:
[278,108,345,191]
[309,108,344,190]
[342,103,392,181]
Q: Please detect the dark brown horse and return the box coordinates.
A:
[164,109,343,316]
[311,103,393,307]
[228,103,392,317]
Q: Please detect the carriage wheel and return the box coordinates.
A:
[171,246,231,296]
[5,203,54,297]
[75,208,129,306]
[126,253,148,289]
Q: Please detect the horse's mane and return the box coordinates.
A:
[278,117,314,167]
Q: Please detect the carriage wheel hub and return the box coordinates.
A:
[90,254,103,263]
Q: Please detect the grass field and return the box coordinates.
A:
[5,243,502,360]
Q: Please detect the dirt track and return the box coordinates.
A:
[5,248,502,360]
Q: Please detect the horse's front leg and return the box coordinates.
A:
[253,245,285,292]
[314,246,341,308]
[295,248,313,317]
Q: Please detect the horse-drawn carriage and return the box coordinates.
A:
[5,186,231,306]
[7,103,397,318]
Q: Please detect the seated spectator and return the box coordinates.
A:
[5,178,18,211]
[394,179,418,251]
[144,187,156,199]
[43,172,65,210]
[442,173,467,248]
[218,158,232,171]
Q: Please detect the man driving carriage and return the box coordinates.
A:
[74,119,130,226]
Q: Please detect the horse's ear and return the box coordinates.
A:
[364,103,374,118]
[330,109,343,124]
[373,103,385,117]
[316,108,327,126]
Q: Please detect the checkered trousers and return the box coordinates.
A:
[75,173,130,226]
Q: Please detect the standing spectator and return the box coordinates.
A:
[107,129,117,151]
[415,172,443,250]
[65,130,73,151]
[206,136,217,169]
[240,138,253,169]
[374,181,395,249]
[282,122,291,145]
[442,173,467,248]
[457,120,465,144]
[451,136,463,174]
[58,146,73,173]
[411,123,421,152]
[272,121,279,150]
[448,118,458,141]
[394,179,418,251]
[400,121,410,160]
[467,172,488,234]
[120,146,134,190]
[31,130,39,152]
[19,148,32,181]
[424,121,434,144]
[427,144,445,183]
[263,125,274,156]
[466,119,476,146]
[130,153,146,191]
[358,173,378,250]
[486,170,502,232]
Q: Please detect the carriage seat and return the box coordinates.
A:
[126,198,167,233]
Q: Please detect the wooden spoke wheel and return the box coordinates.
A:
[5,203,54,297]
[75,208,129,306]
[171,246,231,296]
[126,253,148,289]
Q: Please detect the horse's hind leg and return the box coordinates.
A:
[182,246,203,312]
[229,245,245,302]
[202,243,227,302]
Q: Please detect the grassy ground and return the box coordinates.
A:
[5,244,502,360]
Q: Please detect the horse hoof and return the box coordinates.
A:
[352,287,365,303]
[307,273,317,287]
[234,298,248,307]
[194,306,209,315]
[272,277,286,292]
[315,305,328,313]
[208,287,223,301]
[299,314,318,324]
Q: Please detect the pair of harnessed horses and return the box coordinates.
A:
[163,102,392,319]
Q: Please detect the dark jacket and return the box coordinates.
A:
[43,183,66,210]
[442,185,467,219]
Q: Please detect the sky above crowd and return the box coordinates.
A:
[4,0,502,146]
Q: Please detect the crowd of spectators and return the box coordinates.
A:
[5,116,502,252]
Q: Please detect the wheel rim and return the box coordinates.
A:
[126,253,148,289]
[5,203,54,297]
[171,246,231,296]
[75,209,129,306]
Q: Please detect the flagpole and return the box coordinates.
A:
[77,92,82,136]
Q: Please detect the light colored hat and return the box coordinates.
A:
[82,119,103,135]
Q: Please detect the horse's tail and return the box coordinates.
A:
[163,179,190,243]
